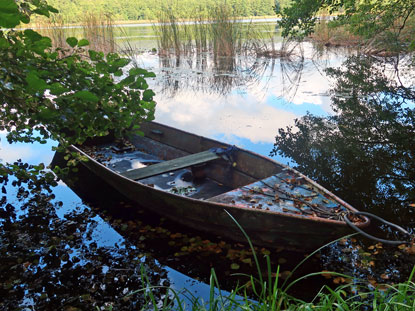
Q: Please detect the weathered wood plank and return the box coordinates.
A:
[120,150,220,180]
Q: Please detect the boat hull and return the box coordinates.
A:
[69,122,368,251]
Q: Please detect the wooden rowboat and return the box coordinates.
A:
[70,121,369,250]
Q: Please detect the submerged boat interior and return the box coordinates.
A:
[80,123,349,221]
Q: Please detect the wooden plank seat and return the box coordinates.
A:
[120,150,221,180]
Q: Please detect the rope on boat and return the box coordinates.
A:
[344,211,414,245]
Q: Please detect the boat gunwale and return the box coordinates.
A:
[70,124,370,229]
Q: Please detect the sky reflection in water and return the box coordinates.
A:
[135,42,346,165]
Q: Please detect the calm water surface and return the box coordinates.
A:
[2,21,410,307]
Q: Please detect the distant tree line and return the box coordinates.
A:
[45,0,290,23]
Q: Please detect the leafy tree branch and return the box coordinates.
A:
[0,0,156,188]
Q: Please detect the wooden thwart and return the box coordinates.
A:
[120,150,220,180]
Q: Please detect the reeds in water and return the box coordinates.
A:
[153,2,274,59]
[35,13,116,54]
[36,15,70,50]
[82,13,116,54]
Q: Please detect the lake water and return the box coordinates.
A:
[1,20,413,308]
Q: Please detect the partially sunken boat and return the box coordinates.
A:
[70,121,369,250]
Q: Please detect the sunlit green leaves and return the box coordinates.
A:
[143,90,155,101]
[129,67,156,78]
[66,37,78,48]
[0,37,10,49]
[0,0,20,28]
[72,90,99,102]
[77,38,89,47]
[1,0,157,183]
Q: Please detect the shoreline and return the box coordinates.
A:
[26,15,280,29]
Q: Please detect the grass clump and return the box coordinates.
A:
[131,253,415,311]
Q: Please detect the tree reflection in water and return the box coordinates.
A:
[0,164,170,310]
[273,53,415,285]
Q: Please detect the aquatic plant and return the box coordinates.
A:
[153,2,279,59]
[36,12,116,54]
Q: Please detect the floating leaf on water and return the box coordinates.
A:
[279,271,291,279]
[321,270,332,279]
[375,243,383,249]
[261,249,271,256]
[241,258,252,265]
[404,245,415,254]
[333,277,346,284]
[230,263,240,270]
[278,258,287,264]
[339,238,348,245]
[380,273,389,280]
[398,244,406,250]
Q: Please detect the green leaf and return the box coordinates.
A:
[24,29,42,42]
[119,75,135,86]
[113,58,130,68]
[49,83,67,95]
[230,263,240,270]
[96,62,109,73]
[33,8,50,18]
[132,77,147,90]
[114,70,123,77]
[129,68,146,76]
[142,89,155,101]
[73,90,99,102]
[0,37,10,49]
[78,39,89,47]
[0,0,19,13]
[20,14,30,24]
[0,13,20,28]
[66,37,78,48]
[26,71,48,92]
[47,5,59,13]
[0,0,20,27]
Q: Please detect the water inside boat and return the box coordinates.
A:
[82,142,233,200]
